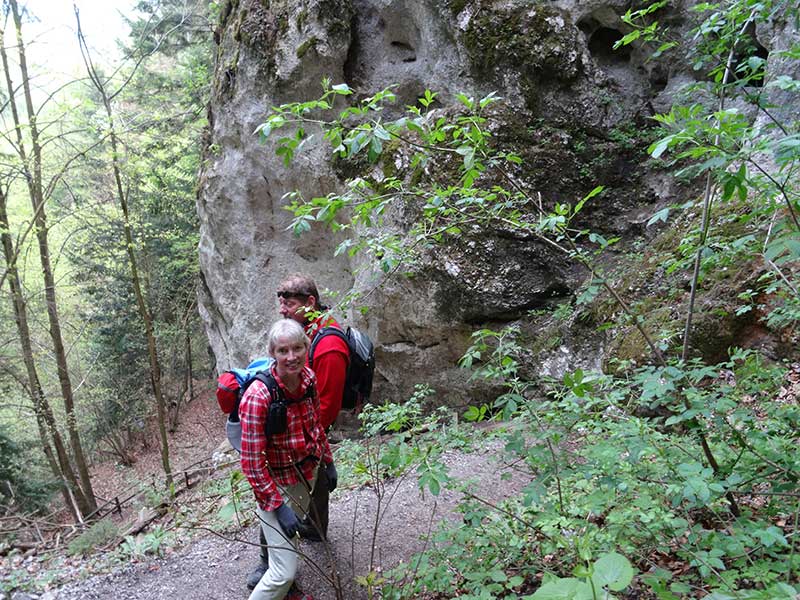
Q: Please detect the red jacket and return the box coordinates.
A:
[305,315,349,429]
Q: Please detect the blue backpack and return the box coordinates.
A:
[217,357,274,451]
[218,357,316,451]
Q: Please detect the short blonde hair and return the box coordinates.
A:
[267,319,310,355]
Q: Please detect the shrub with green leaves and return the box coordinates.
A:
[254,0,800,596]
[216,470,250,527]
[0,426,56,514]
[119,525,171,560]
[67,519,120,556]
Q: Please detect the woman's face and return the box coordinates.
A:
[272,335,307,380]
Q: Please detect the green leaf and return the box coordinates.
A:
[380,257,397,273]
[592,552,634,592]
[292,217,312,236]
[490,569,507,582]
[773,135,800,165]
[614,29,641,48]
[765,235,800,262]
[574,186,604,215]
[456,145,476,170]
[374,125,392,140]
[456,93,475,109]
[649,135,674,159]
[424,473,440,495]
[753,525,788,548]
[369,135,383,161]
[652,41,678,58]
[787,240,800,259]
[418,89,437,108]
[522,479,548,506]
[762,583,800,599]
[647,207,670,227]
[573,564,592,579]
[332,83,352,94]
[531,578,585,599]
[479,91,501,108]
[218,501,236,522]
[670,582,691,595]
[588,232,608,247]
[257,124,272,139]
[768,75,800,92]
[464,405,486,422]
[407,118,425,134]
[576,284,600,306]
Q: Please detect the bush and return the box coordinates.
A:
[0,427,55,514]
[67,519,120,556]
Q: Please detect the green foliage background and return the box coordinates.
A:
[0,0,212,511]
[2,0,800,599]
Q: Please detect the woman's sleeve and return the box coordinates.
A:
[240,381,283,510]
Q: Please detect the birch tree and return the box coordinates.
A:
[0,0,97,515]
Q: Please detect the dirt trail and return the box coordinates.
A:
[47,437,525,600]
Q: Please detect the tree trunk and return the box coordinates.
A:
[0,184,89,519]
[106,103,173,488]
[1,6,96,516]
[169,329,193,431]
[75,10,173,488]
[186,330,194,404]
[34,415,84,522]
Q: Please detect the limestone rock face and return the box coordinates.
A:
[197,0,794,405]
[198,0,354,369]
[197,0,673,400]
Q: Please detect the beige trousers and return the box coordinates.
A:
[248,468,317,600]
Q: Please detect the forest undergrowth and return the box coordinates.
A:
[4,361,800,599]
[253,1,800,598]
[0,384,231,594]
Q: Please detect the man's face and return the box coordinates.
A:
[277,291,314,325]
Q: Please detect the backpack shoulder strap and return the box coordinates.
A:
[253,371,313,404]
[308,326,349,368]
[252,371,281,402]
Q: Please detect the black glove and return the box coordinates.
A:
[325,462,338,492]
[274,503,300,538]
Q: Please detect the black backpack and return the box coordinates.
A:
[253,372,315,435]
[309,326,375,409]
[221,368,313,451]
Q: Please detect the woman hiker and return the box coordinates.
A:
[240,318,338,600]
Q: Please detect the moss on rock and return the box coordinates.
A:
[448,0,470,16]
[296,36,319,58]
[462,4,582,85]
[238,0,280,52]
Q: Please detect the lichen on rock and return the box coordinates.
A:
[462,3,583,83]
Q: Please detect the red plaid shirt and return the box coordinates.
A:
[240,365,333,511]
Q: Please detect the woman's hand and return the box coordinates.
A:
[274,503,300,538]
[325,462,338,492]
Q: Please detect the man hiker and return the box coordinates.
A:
[247,274,348,590]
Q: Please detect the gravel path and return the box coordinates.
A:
[42,437,526,600]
